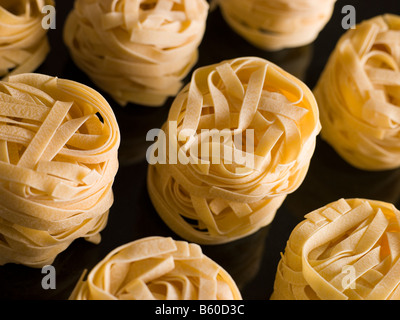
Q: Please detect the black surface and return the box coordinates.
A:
[0,0,399,300]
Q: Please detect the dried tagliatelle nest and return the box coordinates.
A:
[147,56,321,244]
[63,0,209,107]
[0,73,120,268]
[0,0,54,79]
[69,236,242,300]
[271,198,400,300]
[314,14,400,171]
[217,0,337,51]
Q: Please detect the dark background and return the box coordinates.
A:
[0,0,399,300]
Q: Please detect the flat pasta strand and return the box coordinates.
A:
[147,57,321,244]
[0,73,120,268]
[314,14,400,171]
[271,198,400,300]
[63,0,209,107]
[0,0,53,79]
[69,236,242,300]
[217,0,336,51]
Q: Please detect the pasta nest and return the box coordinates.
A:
[271,198,400,300]
[314,14,400,171]
[63,0,209,107]
[0,0,53,79]
[69,236,242,300]
[147,57,320,244]
[217,0,337,51]
[0,73,120,268]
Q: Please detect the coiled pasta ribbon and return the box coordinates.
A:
[0,0,53,79]
[63,0,209,107]
[69,236,242,300]
[314,14,400,171]
[217,0,336,51]
[271,198,400,300]
[147,57,320,244]
[0,73,120,268]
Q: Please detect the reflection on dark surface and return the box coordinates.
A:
[0,239,103,300]
[202,226,270,292]
[285,138,400,221]
[1,0,400,300]
[113,106,170,166]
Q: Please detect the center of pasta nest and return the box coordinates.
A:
[177,88,296,176]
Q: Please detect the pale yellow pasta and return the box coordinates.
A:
[0,73,120,268]
[271,198,400,300]
[147,57,321,244]
[314,14,400,171]
[0,0,53,79]
[63,0,209,107]
[69,236,242,300]
[217,0,336,51]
